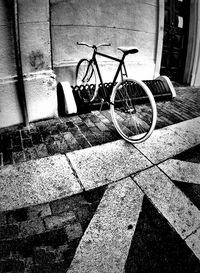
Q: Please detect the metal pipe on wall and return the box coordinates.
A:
[13,0,29,127]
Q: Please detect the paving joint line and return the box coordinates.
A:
[131,174,148,198]
[65,153,85,191]
[130,164,157,180]
[133,142,155,166]
[74,124,92,147]
[184,226,200,241]
[77,163,158,194]
[156,160,184,182]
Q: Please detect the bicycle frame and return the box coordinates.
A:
[76,43,157,144]
[90,48,128,99]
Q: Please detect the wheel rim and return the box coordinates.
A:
[76,60,97,102]
[110,79,157,143]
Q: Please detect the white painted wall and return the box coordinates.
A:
[18,0,58,123]
[51,0,158,84]
[0,0,57,129]
[0,0,23,128]
[19,0,51,73]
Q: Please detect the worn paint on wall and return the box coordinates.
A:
[19,0,58,124]
[19,0,51,73]
[29,50,45,70]
[51,0,157,84]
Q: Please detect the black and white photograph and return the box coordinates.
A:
[0,0,200,272]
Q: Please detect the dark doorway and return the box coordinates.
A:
[160,0,190,82]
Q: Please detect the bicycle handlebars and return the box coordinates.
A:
[77,42,111,48]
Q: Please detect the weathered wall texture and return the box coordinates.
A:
[0,0,23,128]
[0,0,57,129]
[19,0,51,73]
[18,0,58,123]
[51,0,158,84]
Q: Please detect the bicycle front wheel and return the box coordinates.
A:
[75,59,97,102]
[110,78,157,144]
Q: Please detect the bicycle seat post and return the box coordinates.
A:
[92,45,97,51]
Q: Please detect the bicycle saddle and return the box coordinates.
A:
[117,46,139,54]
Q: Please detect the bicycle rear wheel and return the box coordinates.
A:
[110,78,157,144]
[75,59,97,102]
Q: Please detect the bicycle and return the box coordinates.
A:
[75,42,157,144]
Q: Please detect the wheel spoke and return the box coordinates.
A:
[110,79,157,143]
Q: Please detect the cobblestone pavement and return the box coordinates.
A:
[0,86,200,272]
[0,186,106,273]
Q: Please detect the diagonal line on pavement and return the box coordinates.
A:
[133,166,200,259]
[158,159,200,184]
[67,140,152,191]
[134,117,200,164]
[67,177,144,273]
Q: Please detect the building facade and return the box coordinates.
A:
[0,0,199,129]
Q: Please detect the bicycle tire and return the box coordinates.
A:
[110,78,157,144]
[75,58,97,102]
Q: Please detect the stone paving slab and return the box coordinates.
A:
[0,155,82,211]
[1,117,200,212]
[159,159,200,184]
[134,117,200,164]
[167,117,200,145]
[133,166,200,239]
[67,140,152,191]
[67,177,144,273]
[186,228,200,260]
